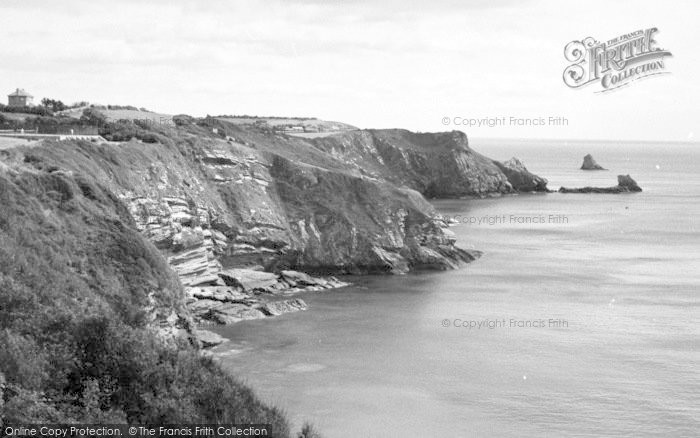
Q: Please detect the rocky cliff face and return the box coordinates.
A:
[1,119,553,331]
[0,119,489,330]
[3,120,546,318]
[308,129,548,197]
[493,157,549,192]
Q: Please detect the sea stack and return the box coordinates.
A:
[580,154,606,170]
[616,174,642,192]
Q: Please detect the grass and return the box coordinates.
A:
[99,109,173,123]
[0,137,41,150]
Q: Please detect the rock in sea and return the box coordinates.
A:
[559,174,642,193]
[580,154,606,170]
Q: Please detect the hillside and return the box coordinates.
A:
[59,106,173,124]
[4,117,479,277]
[217,116,357,133]
[0,153,289,431]
[0,137,40,150]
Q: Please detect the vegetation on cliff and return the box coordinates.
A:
[0,163,289,433]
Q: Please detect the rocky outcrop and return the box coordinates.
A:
[184,267,347,325]
[308,129,548,197]
[219,268,279,290]
[559,174,642,193]
[259,299,308,316]
[492,157,549,192]
[195,329,227,347]
[580,154,606,170]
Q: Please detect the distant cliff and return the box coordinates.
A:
[309,129,548,197]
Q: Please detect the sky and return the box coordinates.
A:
[1,0,699,141]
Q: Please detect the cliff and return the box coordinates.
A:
[0,119,556,324]
[10,122,478,275]
[308,129,548,197]
[0,119,490,330]
[0,117,557,331]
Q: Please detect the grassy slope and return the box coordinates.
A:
[217,116,356,132]
[0,137,41,150]
[0,153,290,434]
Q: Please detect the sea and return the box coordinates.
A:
[210,139,700,437]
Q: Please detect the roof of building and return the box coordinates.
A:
[8,88,33,98]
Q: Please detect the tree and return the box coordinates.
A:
[40,98,67,112]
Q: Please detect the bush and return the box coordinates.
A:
[0,330,50,391]
[80,108,108,127]
[0,104,52,116]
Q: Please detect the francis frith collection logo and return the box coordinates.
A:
[563,27,672,92]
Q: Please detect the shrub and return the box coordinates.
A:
[0,330,50,391]
[0,104,52,116]
[298,423,323,438]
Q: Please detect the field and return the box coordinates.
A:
[217,116,357,132]
[98,109,174,123]
[287,131,349,138]
[59,107,174,124]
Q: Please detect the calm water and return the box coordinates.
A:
[211,140,700,437]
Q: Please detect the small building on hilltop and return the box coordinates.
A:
[7,88,34,107]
